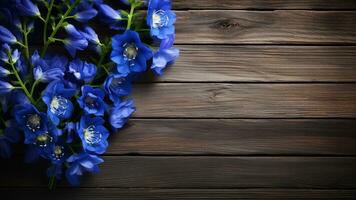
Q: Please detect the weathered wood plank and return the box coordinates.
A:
[131,83,356,118]
[146,45,356,82]
[107,119,356,155]
[3,188,356,200]
[173,0,356,10]
[175,11,356,44]
[1,157,356,188]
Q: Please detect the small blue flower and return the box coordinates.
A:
[0,80,14,95]
[104,74,132,103]
[0,25,17,44]
[0,44,20,63]
[64,24,88,57]
[77,115,109,154]
[147,0,176,39]
[67,59,97,83]
[98,4,123,30]
[65,152,103,186]
[111,30,153,75]
[31,51,67,82]
[75,8,98,22]
[78,85,107,116]
[14,104,57,147]
[109,100,135,129]
[79,26,101,53]
[15,0,40,17]
[152,35,179,75]
[42,81,76,125]
[0,66,10,77]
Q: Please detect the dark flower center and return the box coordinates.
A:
[85,96,98,108]
[52,145,65,160]
[123,43,138,61]
[110,77,125,90]
[26,114,41,132]
[35,133,53,147]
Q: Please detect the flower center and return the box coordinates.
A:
[52,145,65,160]
[123,43,138,61]
[84,96,98,108]
[26,114,41,132]
[152,10,169,28]
[110,77,125,90]
[50,96,69,116]
[84,125,102,145]
[34,133,53,147]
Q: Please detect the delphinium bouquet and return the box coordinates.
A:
[0,0,178,188]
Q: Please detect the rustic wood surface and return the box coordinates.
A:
[1,0,356,199]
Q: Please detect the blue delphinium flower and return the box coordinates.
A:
[98,4,123,30]
[109,100,135,129]
[74,8,98,22]
[14,104,60,148]
[104,74,132,103]
[15,0,40,17]
[78,85,107,116]
[65,59,97,87]
[0,25,17,44]
[111,30,153,75]
[42,81,76,125]
[0,66,10,77]
[0,80,14,95]
[31,51,67,82]
[77,115,109,154]
[65,152,104,186]
[152,35,179,75]
[79,26,102,53]
[147,0,176,39]
[64,24,88,57]
[0,44,20,63]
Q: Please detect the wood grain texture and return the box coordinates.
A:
[132,83,356,118]
[173,0,356,10]
[175,11,356,44]
[107,119,356,155]
[147,45,356,82]
[3,188,356,200]
[1,157,356,188]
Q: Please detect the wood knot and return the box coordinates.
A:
[212,19,240,31]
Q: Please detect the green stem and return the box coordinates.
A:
[22,23,30,61]
[41,0,80,57]
[9,60,35,104]
[126,3,136,30]
[43,0,55,47]
[30,79,40,96]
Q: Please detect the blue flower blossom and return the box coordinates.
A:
[152,35,179,75]
[74,8,98,22]
[0,44,20,63]
[15,0,40,17]
[64,24,88,57]
[42,81,76,125]
[67,59,97,84]
[98,4,123,30]
[31,51,67,82]
[14,104,59,147]
[79,26,101,53]
[78,85,107,116]
[65,152,103,186]
[77,115,109,154]
[0,25,17,44]
[0,66,10,77]
[0,80,14,95]
[147,0,176,39]
[111,30,153,75]
[109,100,135,129]
[104,74,132,103]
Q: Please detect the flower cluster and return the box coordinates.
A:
[0,0,178,188]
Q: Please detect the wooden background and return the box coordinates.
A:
[2,0,356,199]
